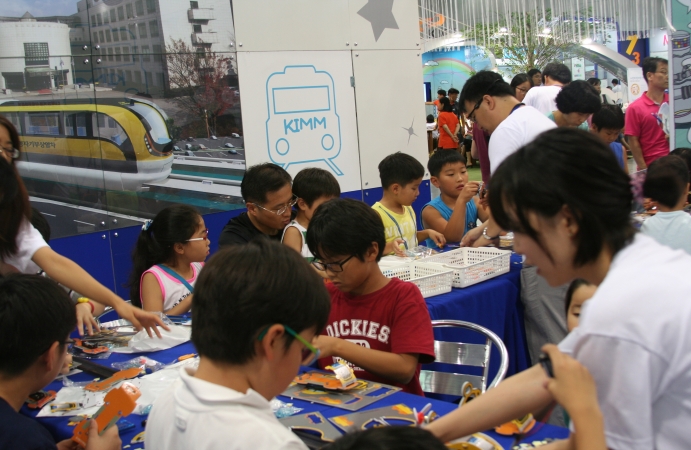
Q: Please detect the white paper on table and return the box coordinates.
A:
[111,324,191,353]
[128,358,198,414]
[36,387,105,418]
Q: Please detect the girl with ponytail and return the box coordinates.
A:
[129,205,209,314]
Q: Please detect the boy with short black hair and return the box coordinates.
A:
[421,151,489,244]
[146,240,331,450]
[373,152,445,252]
[283,168,341,261]
[0,275,120,450]
[641,155,691,255]
[325,426,447,450]
[590,104,627,171]
[306,199,435,395]
[218,163,294,247]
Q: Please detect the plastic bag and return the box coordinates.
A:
[270,399,303,418]
[112,356,165,373]
[405,245,439,259]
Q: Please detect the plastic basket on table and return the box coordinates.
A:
[424,248,511,288]
[381,262,453,298]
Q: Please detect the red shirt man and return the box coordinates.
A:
[625,57,670,169]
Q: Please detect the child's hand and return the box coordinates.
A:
[384,239,407,257]
[458,181,480,203]
[61,353,73,376]
[426,229,446,248]
[84,419,121,450]
[115,302,170,338]
[75,302,100,336]
[312,335,340,359]
[460,226,484,247]
[541,344,600,416]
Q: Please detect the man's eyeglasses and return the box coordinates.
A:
[186,229,209,242]
[0,147,20,159]
[252,195,298,216]
[258,324,321,365]
[312,255,354,273]
[467,78,502,123]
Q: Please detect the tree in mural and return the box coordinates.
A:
[164,38,235,135]
[467,10,602,73]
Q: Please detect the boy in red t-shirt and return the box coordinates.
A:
[305,198,435,395]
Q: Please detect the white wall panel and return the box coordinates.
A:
[348,0,420,50]
[352,49,429,189]
[232,0,351,52]
[237,51,362,193]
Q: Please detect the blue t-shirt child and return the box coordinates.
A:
[609,142,625,169]
[422,196,478,247]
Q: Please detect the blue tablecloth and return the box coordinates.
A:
[424,254,529,390]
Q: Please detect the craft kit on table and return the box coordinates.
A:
[423,247,511,288]
[281,371,401,411]
[279,412,343,442]
[381,262,453,298]
[328,404,418,431]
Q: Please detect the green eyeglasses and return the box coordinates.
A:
[257,324,321,365]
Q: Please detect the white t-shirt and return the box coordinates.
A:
[145,367,308,450]
[487,105,556,175]
[281,220,313,261]
[523,85,563,115]
[641,210,691,256]
[2,220,49,274]
[559,234,691,450]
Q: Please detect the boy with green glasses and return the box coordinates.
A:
[146,240,331,450]
[306,199,435,395]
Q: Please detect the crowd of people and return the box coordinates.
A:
[0,53,687,450]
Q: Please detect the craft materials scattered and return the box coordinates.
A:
[71,357,119,378]
[26,390,56,410]
[50,402,81,413]
[329,404,418,431]
[131,431,146,443]
[446,433,503,449]
[280,412,343,442]
[460,382,482,407]
[85,367,142,392]
[494,414,536,436]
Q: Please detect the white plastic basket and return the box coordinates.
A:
[424,247,511,288]
[381,262,453,298]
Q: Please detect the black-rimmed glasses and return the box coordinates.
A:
[312,255,355,273]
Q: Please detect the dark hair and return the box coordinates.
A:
[0,275,76,377]
[378,152,425,189]
[670,147,691,181]
[591,104,625,131]
[426,114,435,123]
[586,77,601,87]
[325,426,447,450]
[611,79,619,85]
[191,239,330,365]
[240,163,292,204]
[437,89,447,96]
[555,80,601,115]
[527,68,542,78]
[129,205,202,307]
[565,278,592,314]
[490,128,635,267]
[307,198,386,262]
[643,155,689,208]
[510,73,532,96]
[459,71,514,111]
[0,115,22,159]
[438,96,453,113]
[292,168,341,208]
[30,207,51,243]
[447,88,459,95]
[542,62,572,84]
[428,149,466,178]
[642,57,668,83]
[0,157,31,259]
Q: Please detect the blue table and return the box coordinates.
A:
[424,254,529,389]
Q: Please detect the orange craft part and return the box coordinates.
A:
[294,372,357,391]
[392,404,413,415]
[26,390,56,410]
[494,416,536,436]
[84,367,142,392]
[332,416,355,427]
[72,382,141,447]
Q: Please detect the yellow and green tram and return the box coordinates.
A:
[0,98,174,191]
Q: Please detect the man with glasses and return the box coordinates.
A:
[625,57,670,170]
[460,71,555,176]
[218,163,295,247]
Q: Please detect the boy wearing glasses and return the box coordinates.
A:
[306,199,435,395]
[218,163,295,247]
[0,275,120,450]
[146,240,330,450]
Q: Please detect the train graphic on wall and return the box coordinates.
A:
[0,98,174,191]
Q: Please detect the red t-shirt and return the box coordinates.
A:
[318,278,435,395]
[437,111,459,149]
[624,91,670,167]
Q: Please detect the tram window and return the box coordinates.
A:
[25,113,60,136]
[5,112,21,132]
[64,113,88,136]
[93,113,129,146]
